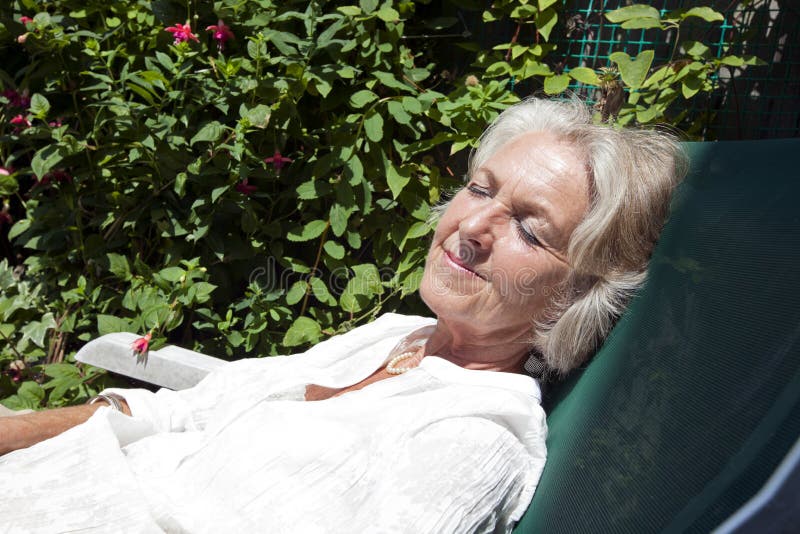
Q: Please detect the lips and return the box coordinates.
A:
[444,250,487,280]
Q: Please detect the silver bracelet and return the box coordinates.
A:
[87,393,125,413]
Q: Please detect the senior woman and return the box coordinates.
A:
[0,98,685,533]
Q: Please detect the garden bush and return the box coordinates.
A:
[0,0,756,409]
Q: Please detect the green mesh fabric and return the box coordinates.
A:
[513,139,800,533]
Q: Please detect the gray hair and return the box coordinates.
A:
[464,97,688,376]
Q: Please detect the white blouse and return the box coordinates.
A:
[0,313,547,533]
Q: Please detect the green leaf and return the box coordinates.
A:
[376,7,400,22]
[568,67,600,86]
[605,5,661,23]
[620,17,663,30]
[610,50,655,89]
[402,96,422,114]
[158,266,185,282]
[31,144,64,180]
[283,316,322,347]
[329,204,350,237]
[359,0,378,14]
[350,89,378,108]
[190,121,224,145]
[20,312,56,348]
[538,0,559,10]
[155,51,174,71]
[534,8,558,41]
[285,280,307,305]
[682,7,724,22]
[338,6,361,17]
[720,55,745,67]
[296,180,331,200]
[239,103,271,128]
[364,111,384,142]
[107,253,131,279]
[405,221,431,240]
[323,240,345,259]
[0,172,18,196]
[211,185,229,203]
[681,76,703,98]
[103,305,138,336]
[387,100,412,124]
[8,381,45,410]
[682,41,710,58]
[287,220,328,241]
[7,218,30,240]
[544,74,570,95]
[373,71,412,92]
[309,277,336,306]
[386,165,411,198]
[29,93,50,120]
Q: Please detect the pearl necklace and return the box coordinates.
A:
[386,350,421,375]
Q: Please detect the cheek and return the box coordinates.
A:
[493,251,570,307]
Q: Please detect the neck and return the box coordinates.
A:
[424,318,530,374]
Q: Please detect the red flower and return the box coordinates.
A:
[264,149,292,172]
[10,114,29,125]
[9,114,31,131]
[235,179,257,195]
[131,333,152,355]
[165,23,199,45]
[206,20,234,50]
[19,16,33,25]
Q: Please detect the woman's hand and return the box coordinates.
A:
[0,398,130,456]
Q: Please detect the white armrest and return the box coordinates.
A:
[75,333,227,390]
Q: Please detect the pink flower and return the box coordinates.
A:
[165,23,199,45]
[131,333,152,355]
[264,149,292,172]
[206,20,234,50]
[19,16,33,25]
[0,167,11,176]
[10,114,31,131]
[48,119,63,128]
[235,179,257,195]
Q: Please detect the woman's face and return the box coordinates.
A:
[420,131,590,345]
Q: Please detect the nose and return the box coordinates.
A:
[457,201,499,261]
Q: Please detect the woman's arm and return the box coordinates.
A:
[0,398,130,456]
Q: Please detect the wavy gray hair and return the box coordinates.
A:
[452,97,688,376]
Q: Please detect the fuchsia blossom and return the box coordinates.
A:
[235,179,257,195]
[3,89,30,109]
[206,20,234,51]
[165,23,199,45]
[0,209,12,227]
[131,333,152,355]
[19,16,33,25]
[10,114,31,131]
[0,167,11,176]
[264,149,293,172]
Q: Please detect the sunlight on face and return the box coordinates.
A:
[420,131,590,344]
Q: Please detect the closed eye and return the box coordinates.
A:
[466,184,492,198]
[515,220,541,247]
